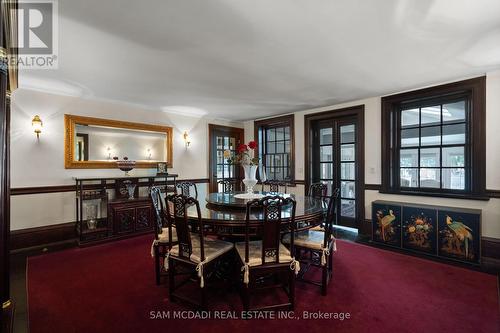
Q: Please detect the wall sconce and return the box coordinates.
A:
[107,147,112,160]
[147,148,152,160]
[183,131,191,148]
[32,115,43,139]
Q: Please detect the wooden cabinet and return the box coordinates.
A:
[109,198,154,236]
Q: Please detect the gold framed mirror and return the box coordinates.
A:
[64,114,173,169]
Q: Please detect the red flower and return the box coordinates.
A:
[248,141,257,150]
[237,144,248,153]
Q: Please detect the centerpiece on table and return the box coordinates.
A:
[225,140,263,199]
[114,156,136,177]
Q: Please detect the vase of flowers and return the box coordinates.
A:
[225,141,260,195]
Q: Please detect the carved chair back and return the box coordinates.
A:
[308,182,328,199]
[217,179,239,193]
[176,182,198,197]
[323,188,340,246]
[267,181,288,194]
[165,194,205,262]
[150,186,166,240]
[244,195,296,265]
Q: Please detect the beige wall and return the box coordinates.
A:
[10,89,242,230]
[245,71,500,238]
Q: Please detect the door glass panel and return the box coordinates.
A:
[341,162,355,180]
[320,146,332,162]
[341,181,355,199]
[320,128,332,145]
[341,199,356,218]
[320,162,333,179]
[340,125,355,143]
[341,144,355,161]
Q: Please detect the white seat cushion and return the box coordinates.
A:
[282,230,334,251]
[157,227,177,243]
[170,235,233,263]
[235,240,292,267]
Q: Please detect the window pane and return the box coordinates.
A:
[284,126,290,140]
[320,146,332,162]
[217,151,224,164]
[421,126,441,146]
[341,181,355,199]
[340,125,355,143]
[400,168,418,187]
[276,142,285,153]
[224,137,230,149]
[267,142,275,154]
[267,128,275,141]
[229,137,236,150]
[217,137,223,149]
[401,108,419,127]
[443,101,466,123]
[419,168,440,188]
[217,165,223,178]
[443,124,466,145]
[421,106,441,125]
[400,149,418,167]
[420,148,440,167]
[341,144,355,161]
[276,127,284,141]
[320,128,332,145]
[442,146,465,167]
[401,128,419,147]
[285,142,290,153]
[341,199,356,218]
[341,162,355,180]
[320,163,333,179]
[442,168,465,190]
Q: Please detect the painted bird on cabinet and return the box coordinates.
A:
[445,215,473,259]
[377,210,396,242]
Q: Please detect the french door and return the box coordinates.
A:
[311,117,361,229]
[208,124,244,193]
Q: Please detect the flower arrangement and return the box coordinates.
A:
[224,140,260,166]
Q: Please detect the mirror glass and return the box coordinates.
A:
[74,124,168,162]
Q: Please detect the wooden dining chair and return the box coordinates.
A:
[166,194,234,309]
[282,188,339,295]
[217,179,239,193]
[150,186,177,285]
[235,195,299,311]
[266,181,288,194]
[308,182,328,199]
[175,181,198,197]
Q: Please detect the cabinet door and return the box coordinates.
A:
[135,206,153,231]
[114,207,135,234]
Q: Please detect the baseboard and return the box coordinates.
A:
[10,222,77,251]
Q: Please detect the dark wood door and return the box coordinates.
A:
[312,117,361,229]
[208,124,245,193]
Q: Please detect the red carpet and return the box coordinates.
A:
[27,235,499,333]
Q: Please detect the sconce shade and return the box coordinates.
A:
[183,131,191,147]
[32,115,43,138]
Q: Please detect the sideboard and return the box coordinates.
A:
[371,200,481,265]
[74,175,178,245]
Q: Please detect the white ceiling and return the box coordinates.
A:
[20,0,500,121]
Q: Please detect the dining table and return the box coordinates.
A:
[184,191,327,237]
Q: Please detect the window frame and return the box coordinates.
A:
[381,77,487,200]
[254,114,295,184]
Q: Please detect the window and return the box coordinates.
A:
[381,77,486,199]
[254,115,295,182]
